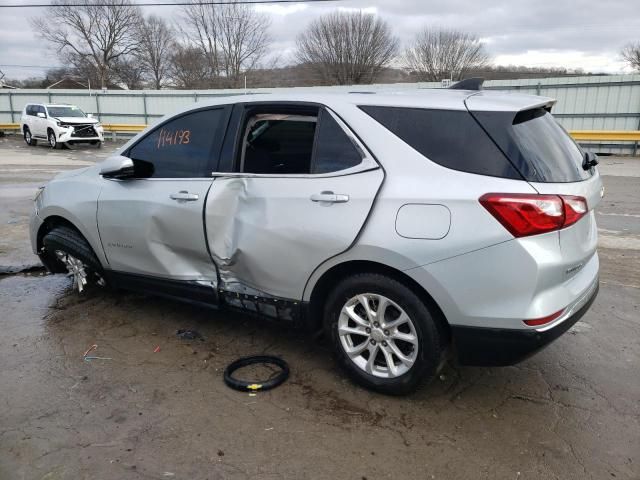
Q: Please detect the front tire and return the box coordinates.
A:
[42,226,106,293]
[47,129,59,149]
[325,273,441,395]
[24,127,37,146]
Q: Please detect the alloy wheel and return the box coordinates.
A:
[338,293,419,378]
[48,131,57,148]
[25,130,32,145]
[54,250,104,292]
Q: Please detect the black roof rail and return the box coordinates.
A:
[449,78,485,90]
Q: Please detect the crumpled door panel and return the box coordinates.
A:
[97,179,217,281]
[205,170,383,301]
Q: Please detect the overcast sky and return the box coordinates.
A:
[0,0,638,80]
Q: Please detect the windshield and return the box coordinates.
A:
[47,106,86,118]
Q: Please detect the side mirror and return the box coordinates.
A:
[37,112,46,118]
[100,155,135,179]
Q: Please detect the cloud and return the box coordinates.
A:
[1,0,637,80]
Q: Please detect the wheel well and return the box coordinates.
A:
[23,125,29,133]
[307,260,451,345]
[37,215,82,253]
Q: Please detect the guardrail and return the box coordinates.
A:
[1,122,639,153]
[569,130,640,142]
[0,122,147,141]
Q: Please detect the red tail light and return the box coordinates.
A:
[523,308,565,327]
[562,195,588,227]
[479,193,588,238]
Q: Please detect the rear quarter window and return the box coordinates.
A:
[359,106,522,179]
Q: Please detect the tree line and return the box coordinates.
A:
[14,0,618,90]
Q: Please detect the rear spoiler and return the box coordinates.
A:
[465,92,556,113]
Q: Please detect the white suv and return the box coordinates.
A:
[21,103,104,149]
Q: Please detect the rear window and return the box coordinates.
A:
[472,109,592,183]
[359,106,522,179]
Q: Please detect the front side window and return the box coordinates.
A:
[239,107,364,175]
[128,107,226,178]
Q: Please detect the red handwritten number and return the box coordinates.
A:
[156,129,191,149]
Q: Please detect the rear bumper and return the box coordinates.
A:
[452,278,599,366]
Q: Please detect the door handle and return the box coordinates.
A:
[310,191,349,203]
[170,191,199,201]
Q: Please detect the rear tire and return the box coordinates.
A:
[24,127,37,146]
[42,226,106,293]
[324,273,441,395]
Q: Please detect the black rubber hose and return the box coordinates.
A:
[223,355,290,392]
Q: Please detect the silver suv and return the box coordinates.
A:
[30,87,601,394]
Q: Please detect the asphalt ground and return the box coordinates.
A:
[0,135,638,479]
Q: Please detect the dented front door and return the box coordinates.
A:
[204,169,384,301]
[97,178,217,281]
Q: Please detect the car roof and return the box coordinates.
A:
[170,89,555,115]
[116,88,556,154]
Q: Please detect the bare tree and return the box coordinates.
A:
[403,28,490,82]
[137,15,175,89]
[113,58,146,89]
[30,0,141,89]
[295,11,398,85]
[621,42,640,71]
[180,0,271,87]
[169,45,212,89]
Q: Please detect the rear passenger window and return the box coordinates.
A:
[242,115,317,174]
[239,107,363,175]
[359,106,522,179]
[128,108,225,178]
[312,110,363,174]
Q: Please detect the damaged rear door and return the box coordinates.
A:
[205,103,383,312]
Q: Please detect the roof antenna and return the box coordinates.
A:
[449,78,485,90]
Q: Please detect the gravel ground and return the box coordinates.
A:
[0,135,638,480]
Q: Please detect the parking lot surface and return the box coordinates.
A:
[0,136,638,479]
